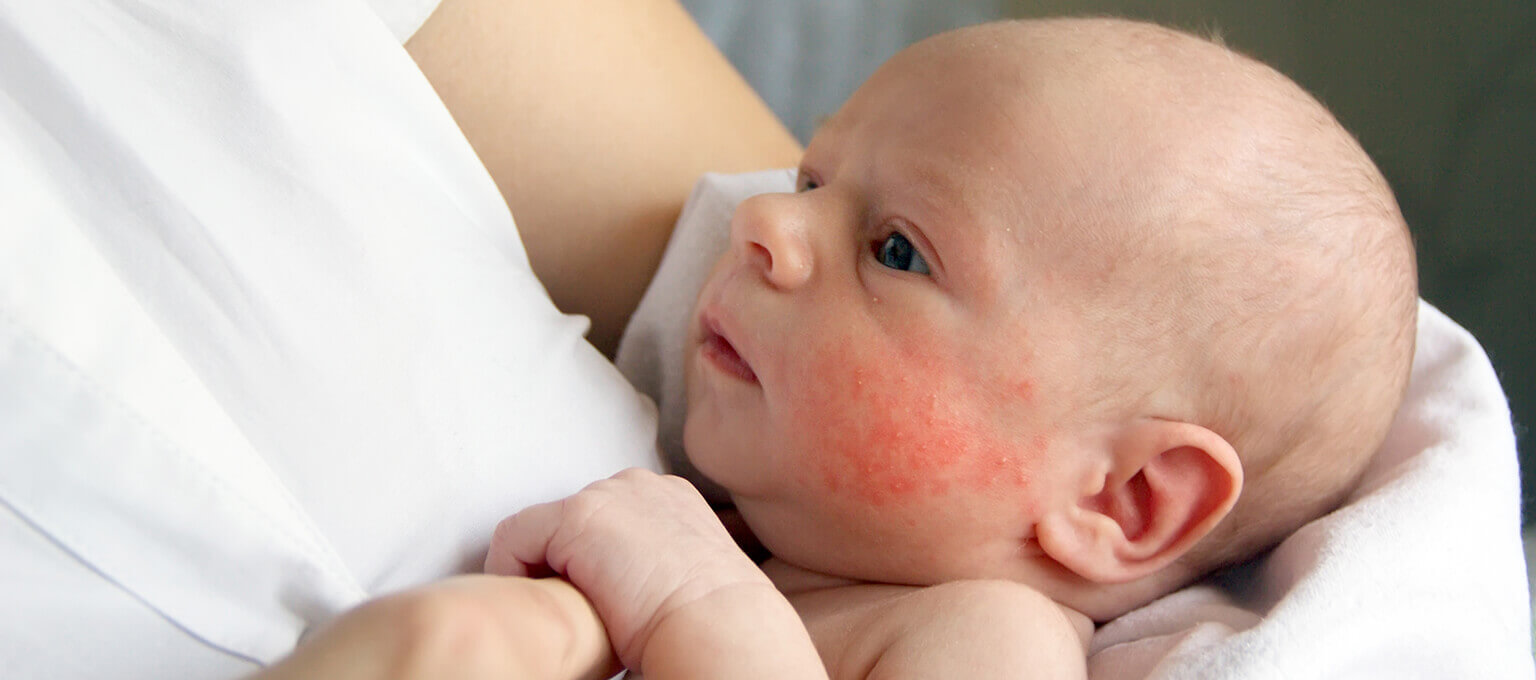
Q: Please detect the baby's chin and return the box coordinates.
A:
[676,405,737,507]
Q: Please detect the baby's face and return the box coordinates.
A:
[682,42,1115,584]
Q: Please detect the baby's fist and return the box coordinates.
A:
[485,469,769,668]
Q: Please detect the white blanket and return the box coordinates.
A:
[618,170,1535,679]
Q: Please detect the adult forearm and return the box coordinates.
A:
[253,576,618,680]
[407,0,802,355]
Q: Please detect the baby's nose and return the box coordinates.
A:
[729,192,813,290]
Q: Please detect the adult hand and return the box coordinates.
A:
[485,468,772,670]
[252,575,618,680]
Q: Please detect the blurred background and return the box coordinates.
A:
[679,0,1534,635]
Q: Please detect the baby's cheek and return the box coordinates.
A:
[792,340,1039,508]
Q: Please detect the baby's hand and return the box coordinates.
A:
[485,469,771,670]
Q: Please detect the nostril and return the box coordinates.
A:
[748,241,774,273]
[729,194,812,289]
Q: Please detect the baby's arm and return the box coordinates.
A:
[486,469,828,679]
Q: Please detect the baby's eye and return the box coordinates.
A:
[874,232,930,275]
[795,170,821,193]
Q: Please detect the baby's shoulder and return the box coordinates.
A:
[784,578,1089,679]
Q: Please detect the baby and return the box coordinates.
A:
[485,16,1418,678]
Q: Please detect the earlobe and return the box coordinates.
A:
[1036,420,1242,584]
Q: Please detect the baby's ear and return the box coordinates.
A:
[1035,419,1242,584]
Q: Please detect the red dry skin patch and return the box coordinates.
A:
[793,337,1041,508]
[1014,377,1036,404]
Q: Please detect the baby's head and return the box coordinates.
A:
[682,17,1417,620]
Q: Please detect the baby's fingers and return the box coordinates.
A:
[484,499,567,577]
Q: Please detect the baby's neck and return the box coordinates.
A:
[759,557,861,595]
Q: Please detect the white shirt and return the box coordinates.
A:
[0,1,660,677]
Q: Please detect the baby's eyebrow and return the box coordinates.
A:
[901,164,973,222]
[807,112,852,145]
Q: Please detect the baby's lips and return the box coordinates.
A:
[700,311,759,383]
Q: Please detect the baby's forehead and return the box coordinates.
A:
[820,21,1339,271]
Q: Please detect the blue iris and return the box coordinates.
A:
[875,233,930,275]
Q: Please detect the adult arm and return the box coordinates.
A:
[252,576,617,680]
[406,0,803,355]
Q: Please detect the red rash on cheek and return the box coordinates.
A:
[794,340,1043,507]
[1013,377,1036,405]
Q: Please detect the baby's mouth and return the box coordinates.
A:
[701,319,759,384]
